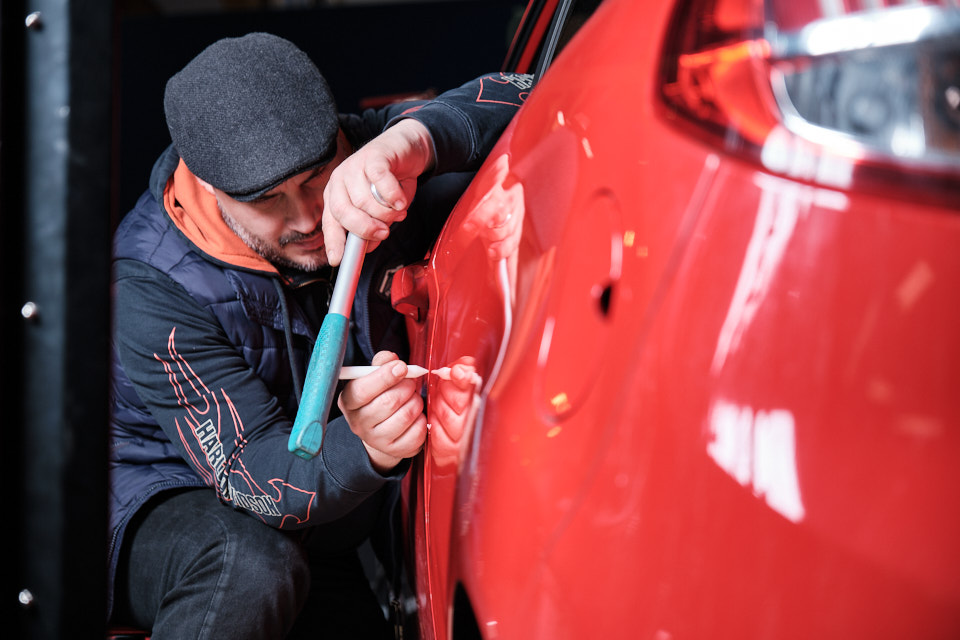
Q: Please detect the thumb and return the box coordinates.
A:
[399,177,418,210]
[322,212,346,267]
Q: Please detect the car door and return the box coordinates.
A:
[397,0,960,638]
[393,1,603,638]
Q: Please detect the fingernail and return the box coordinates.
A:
[392,362,406,377]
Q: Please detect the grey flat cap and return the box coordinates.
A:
[164,32,339,201]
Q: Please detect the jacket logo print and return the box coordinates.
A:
[155,327,317,527]
[476,73,533,107]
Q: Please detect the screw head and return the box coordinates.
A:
[25,11,43,30]
[946,86,960,112]
[21,301,39,320]
[18,589,35,608]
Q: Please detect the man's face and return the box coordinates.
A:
[212,135,348,272]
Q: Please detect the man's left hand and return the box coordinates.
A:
[338,350,428,473]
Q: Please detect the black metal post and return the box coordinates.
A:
[2,1,114,638]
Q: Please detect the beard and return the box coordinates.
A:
[219,203,328,272]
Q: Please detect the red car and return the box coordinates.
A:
[393,0,960,638]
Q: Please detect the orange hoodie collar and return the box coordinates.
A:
[163,159,279,274]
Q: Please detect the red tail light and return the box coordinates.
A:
[660,0,960,201]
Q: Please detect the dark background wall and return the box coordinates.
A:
[2,2,524,638]
[116,0,526,214]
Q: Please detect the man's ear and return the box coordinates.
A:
[195,176,216,195]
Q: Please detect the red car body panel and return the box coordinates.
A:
[398,0,960,637]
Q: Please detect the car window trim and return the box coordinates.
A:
[533,0,576,81]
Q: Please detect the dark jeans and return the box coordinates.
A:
[113,488,393,640]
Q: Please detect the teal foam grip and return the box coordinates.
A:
[288,312,349,459]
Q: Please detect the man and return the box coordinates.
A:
[108,32,529,639]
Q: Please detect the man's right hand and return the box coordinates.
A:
[322,119,437,266]
[337,350,428,473]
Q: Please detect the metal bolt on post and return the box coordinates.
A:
[24,11,43,30]
[18,588,35,608]
[21,301,39,321]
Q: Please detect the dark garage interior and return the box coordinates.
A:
[0,2,523,637]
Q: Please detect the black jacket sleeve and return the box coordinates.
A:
[341,71,533,174]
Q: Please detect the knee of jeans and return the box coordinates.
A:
[209,520,311,606]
